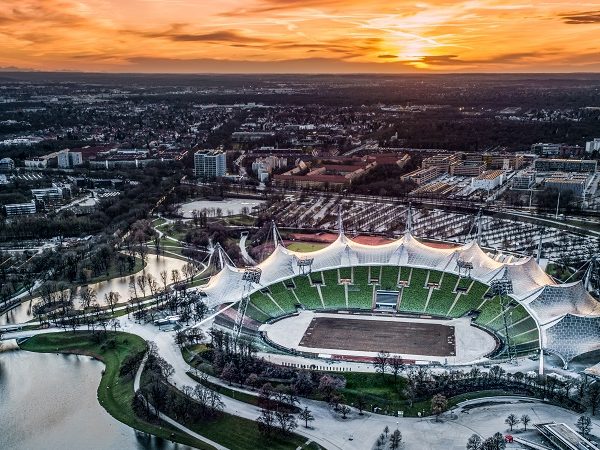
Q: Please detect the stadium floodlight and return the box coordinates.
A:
[490,278,513,296]
[242,267,262,284]
[296,257,314,267]
[457,259,474,278]
[490,278,516,363]
[295,256,314,275]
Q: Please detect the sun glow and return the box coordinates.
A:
[0,0,598,72]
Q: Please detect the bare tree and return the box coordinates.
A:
[374,351,390,376]
[298,407,314,428]
[577,415,592,437]
[505,414,520,431]
[389,355,404,384]
[136,275,147,298]
[159,270,168,291]
[104,291,121,315]
[79,286,96,310]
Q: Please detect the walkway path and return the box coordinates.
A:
[6,319,600,450]
[133,351,229,450]
[238,232,256,265]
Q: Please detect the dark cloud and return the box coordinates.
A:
[140,27,269,44]
[219,0,349,16]
[560,10,600,24]
[378,54,397,59]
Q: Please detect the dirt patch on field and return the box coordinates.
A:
[299,316,456,356]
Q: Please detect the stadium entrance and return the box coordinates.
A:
[375,289,399,310]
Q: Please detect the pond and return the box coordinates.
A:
[1,254,188,326]
[0,349,191,450]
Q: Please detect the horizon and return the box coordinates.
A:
[2,1,600,73]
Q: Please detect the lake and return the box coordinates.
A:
[0,349,191,450]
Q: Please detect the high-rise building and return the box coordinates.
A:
[194,150,226,179]
[585,138,600,153]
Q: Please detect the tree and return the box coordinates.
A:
[505,413,519,431]
[275,410,298,434]
[136,275,147,298]
[466,434,482,450]
[257,408,277,438]
[356,393,367,415]
[521,414,531,431]
[576,415,592,438]
[390,429,402,450]
[339,404,351,419]
[374,351,390,376]
[298,406,315,428]
[585,383,600,415]
[79,286,96,310]
[480,433,505,450]
[104,291,120,315]
[431,394,448,422]
[389,355,404,384]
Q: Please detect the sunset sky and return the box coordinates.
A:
[1,0,600,73]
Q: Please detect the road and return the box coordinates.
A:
[238,232,256,265]
[6,318,600,450]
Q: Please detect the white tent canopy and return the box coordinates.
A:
[196,231,600,366]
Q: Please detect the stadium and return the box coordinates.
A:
[196,221,600,372]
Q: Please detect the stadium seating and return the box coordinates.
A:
[293,275,323,309]
[339,267,352,281]
[347,283,374,309]
[448,281,488,317]
[227,265,540,358]
[369,266,381,283]
[320,269,347,308]
[398,268,429,313]
[267,282,299,314]
[352,266,369,285]
[425,273,460,316]
[427,270,443,285]
[474,296,504,327]
[455,276,471,292]
[239,301,272,323]
[399,266,410,283]
[380,265,400,290]
[310,271,324,285]
[249,290,281,317]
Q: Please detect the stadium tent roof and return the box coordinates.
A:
[542,314,600,366]
[197,231,600,366]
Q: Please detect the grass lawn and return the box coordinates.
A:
[20,331,214,450]
[152,217,168,228]
[190,413,311,450]
[141,369,312,450]
[331,371,408,415]
[405,389,514,417]
[187,371,260,406]
[286,242,328,252]
[225,214,256,226]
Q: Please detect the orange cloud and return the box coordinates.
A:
[0,0,599,72]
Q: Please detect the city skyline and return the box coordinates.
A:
[2,0,600,73]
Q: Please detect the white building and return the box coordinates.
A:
[0,157,15,172]
[194,150,226,179]
[471,169,505,191]
[585,138,600,153]
[5,200,36,215]
[251,156,287,182]
[24,158,47,169]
